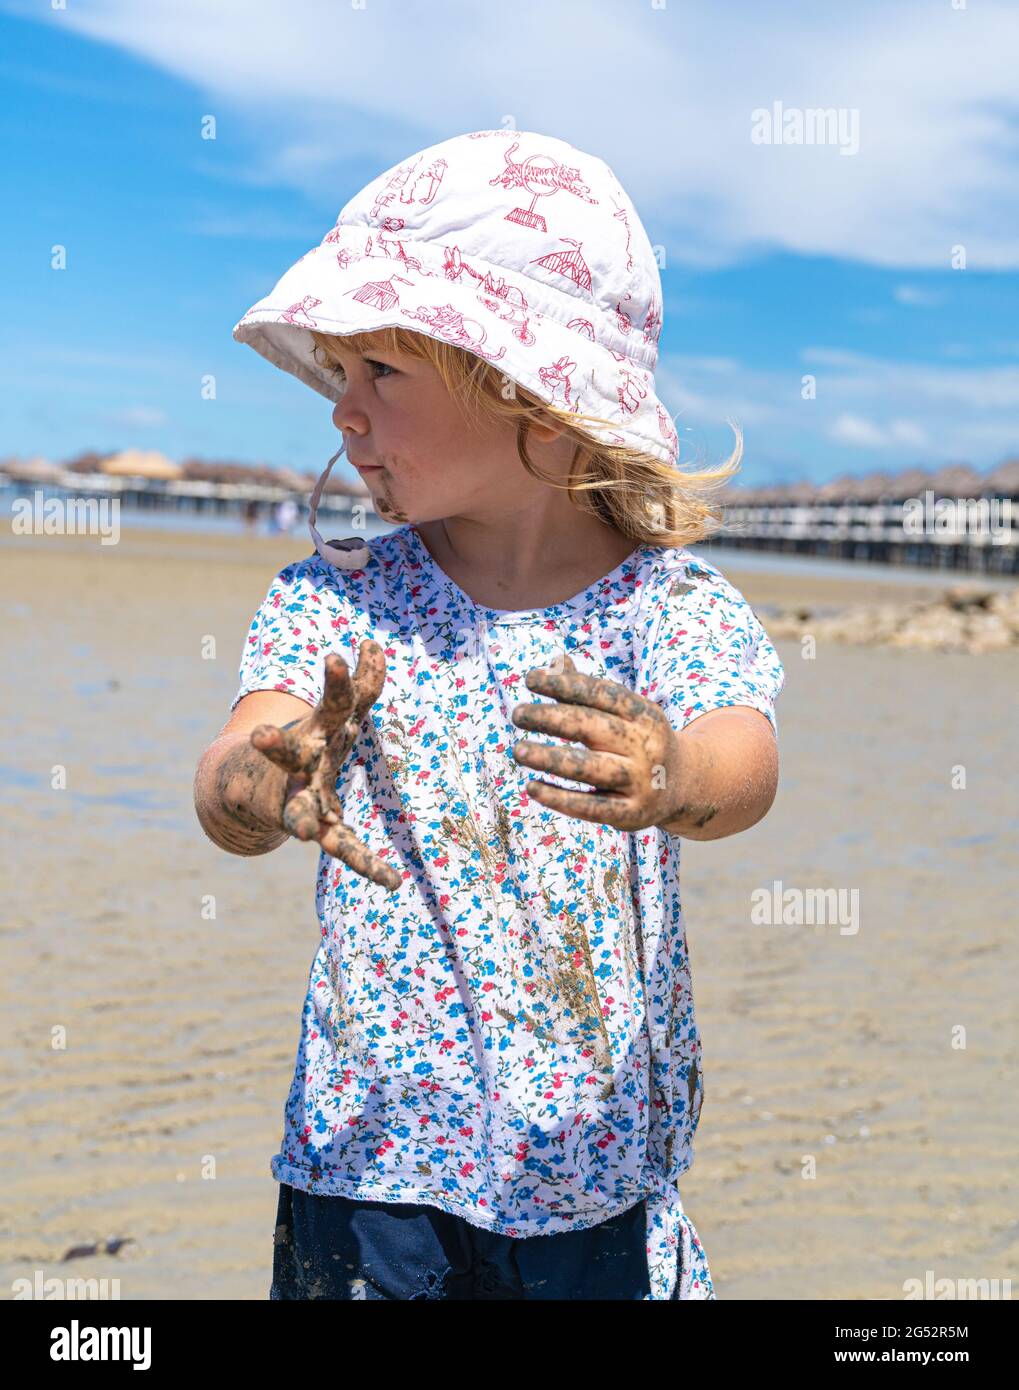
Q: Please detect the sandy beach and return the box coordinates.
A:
[2,525,1016,1300]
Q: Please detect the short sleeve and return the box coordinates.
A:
[642,556,786,736]
[229,558,337,713]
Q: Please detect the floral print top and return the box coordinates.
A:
[231,522,785,1298]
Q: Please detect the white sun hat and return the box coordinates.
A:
[232,128,677,566]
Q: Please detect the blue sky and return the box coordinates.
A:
[3,0,1018,487]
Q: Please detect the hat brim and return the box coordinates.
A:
[233,238,678,466]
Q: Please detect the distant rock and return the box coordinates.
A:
[764,585,1019,652]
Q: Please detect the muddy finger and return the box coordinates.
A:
[281,786,322,841]
[250,722,304,770]
[349,639,387,719]
[315,653,356,732]
[512,740,633,791]
[318,819,402,892]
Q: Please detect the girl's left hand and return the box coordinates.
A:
[510,654,687,831]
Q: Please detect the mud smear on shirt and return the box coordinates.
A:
[430,728,605,1074]
[377,704,415,781]
[436,799,529,1009]
[326,947,366,1055]
[479,778,626,1096]
[444,721,640,1101]
[531,836,617,1099]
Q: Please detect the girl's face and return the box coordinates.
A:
[328,341,571,526]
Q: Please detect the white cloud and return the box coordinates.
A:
[893,285,942,308]
[830,415,928,448]
[12,0,1019,269]
[102,406,169,428]
[801,347,1019,409]
[654,347,1013,467]
[888,419,928,448]
[830,413,887,447]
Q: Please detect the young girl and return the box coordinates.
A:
[193,129,785,1300]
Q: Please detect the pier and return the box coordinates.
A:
[709,463,1018,575]
[2,453,1017,573]
[0,450,370,533]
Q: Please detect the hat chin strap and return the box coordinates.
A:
[307,442,371,569]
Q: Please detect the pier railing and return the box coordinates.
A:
[1,469,366,523]
[714,497,1017,574]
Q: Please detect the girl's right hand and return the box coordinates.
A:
[248,643,402,892]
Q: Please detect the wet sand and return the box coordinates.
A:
[1,526,1016,1300]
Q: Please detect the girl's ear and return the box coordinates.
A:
[528,408,569,445]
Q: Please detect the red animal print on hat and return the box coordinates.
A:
[374,226,427,275]
[368,158,421,219]
[281,295,322,326]
[643,296,663,348]
[401,158,447,205]
[612,198,635,272]
[443,246,536,346]
[538,355,578,409]
[657,403,679,455]
[618,365,650,415]
[400,302,508,362]
[367,156,448,219]
[489,140,598,232]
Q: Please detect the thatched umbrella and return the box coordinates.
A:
[178,457,367,495]
[816,473,858,501]
[246,464,292,488]
[930,463,983,496]
[63,451,110,474]
[845,470,896,501]
[884,466,936,500]
[270,466,313,492]
[755,483,799,505]
[101,449,182,480]
[178,459,253,484]
[721,483,764,505]
[786,481,821,504]
[6,455,64,483]
[182,459,282,487]
[985,457,1019,497]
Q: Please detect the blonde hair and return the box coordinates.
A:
[309,326,742,547]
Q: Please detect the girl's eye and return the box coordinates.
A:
[330,358,395,382]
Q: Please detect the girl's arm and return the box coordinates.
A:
[653,705,779,841]
[194,690,312,856]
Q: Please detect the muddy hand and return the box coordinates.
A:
[249,643,402,891]
[510,653,688,832]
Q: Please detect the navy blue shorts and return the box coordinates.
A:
[270,1182,658,1300]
